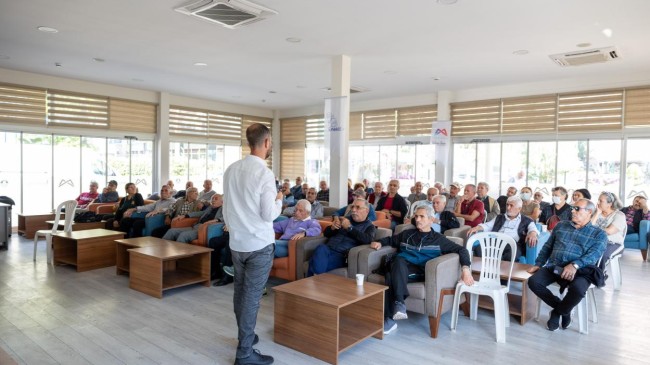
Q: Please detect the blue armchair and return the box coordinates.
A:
[624,220,649,261]
[130,212,166,237]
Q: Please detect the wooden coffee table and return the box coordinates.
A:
[128,243,212,299]
[471,257,536,325]
[52,229,125,272]
[47,220,106,231]
[18,213,55,239]
[273,274,387,365]
[115,237,171,275]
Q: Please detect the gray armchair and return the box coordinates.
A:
[359,233,466,338]
[295,227,392,280]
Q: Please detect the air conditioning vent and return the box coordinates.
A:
[321,86,370,94]
[174,0,277,29]
[549,46,620,67]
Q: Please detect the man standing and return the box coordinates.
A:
[477,182,500,222]
[527,198,607,332]
[223,123,281,365]
[454,184,485,228]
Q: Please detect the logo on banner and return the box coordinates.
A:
[327,115,342,132]
[434,128,448,136]
[430,121,451,145]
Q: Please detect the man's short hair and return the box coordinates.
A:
[576,198,597,217]
[477,182,489,190]
[415,204,435,219]
[433,194,447,203]
[108,180,118,187]
[186,187,198,194]
[246,123,271,149]
[353,189,367,198]
[90,181,99,188]
[506,195,523,208]
[296,199,312,213]
[552,186,568,197]
[353,198,370,209]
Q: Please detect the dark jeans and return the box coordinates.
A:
[384,256,424,318]
[151,224,171,238]
[208,233,232,279]
[232,244,274,359]
[307,244,345,277]
[119,217,146,238]
[528,266,591,316]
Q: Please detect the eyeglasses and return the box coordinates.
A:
[570,206,590,212]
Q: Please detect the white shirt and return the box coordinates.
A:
[223,155,282,252]
[479,213,538,242]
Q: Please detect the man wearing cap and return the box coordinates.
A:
[443,182,461,212]
[333,188,377,221]
[94,180,119,203]
[377,180,409,229]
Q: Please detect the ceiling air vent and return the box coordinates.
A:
[549,46,620,67]
[322,86,369,94]
[174,0,277,29]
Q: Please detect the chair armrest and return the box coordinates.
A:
[96,204,117,214]
[444,225,470,243]
[347,244,369,279]
[295,236,328,279]
[171,217,199,228]
[357,246,397,278]
[143,214,166,236]
[525,231,550,265]
[193,222,224,246]
[425,253,461,316]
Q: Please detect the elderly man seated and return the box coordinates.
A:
[273,199,322,258]
[333,188,377,221]
[621,195,650,235]
[407,181,427,205]
[162,194,224,243]
[454,183,485,228]
[151,186,203,238]
[120,185,177,238]
[94,180,119,203]
[75,181,100,209]
[527,198,607,331]
[307,198,376,276]
[404,187,438,222]
[282,187,324,219]
[467,195,539,261]
[198,179,216,205]
[280,181,295,209]
[411,194,460,234]
[316,180,330,202]
[369,205,474,334]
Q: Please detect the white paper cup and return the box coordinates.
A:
[356,273,364,285]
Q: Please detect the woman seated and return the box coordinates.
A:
[539,186,572,229]
[591,191,626,271]
[104,182,145,229]
[519,186,540,221]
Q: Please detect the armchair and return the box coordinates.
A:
[191,222,224,247]
[624,219,649,261]
[359,235,466,338]
[130,212,166,237]
[170,217,200,229]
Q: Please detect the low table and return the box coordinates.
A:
[52,229,125,272]
[47,220,106,231]
[273,274,387,365]
[128,243,212,299]
[115,237,171,275]
[18,213,55,239]
[471,257,536,325]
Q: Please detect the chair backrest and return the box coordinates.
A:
[395,223,415,235]
[51,200,78,234]
[374,227,392,240]
[457,217,465,226]
[375,211,388,220]
[466,232,517,288]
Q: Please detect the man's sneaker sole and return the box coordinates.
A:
[392,311,408,321]
[384,322,397,335]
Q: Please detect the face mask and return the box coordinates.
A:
[552,196,562,205]
[521,193,531,201]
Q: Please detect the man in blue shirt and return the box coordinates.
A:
[527,198,607,332]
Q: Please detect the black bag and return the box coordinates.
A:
[74,211,99,223]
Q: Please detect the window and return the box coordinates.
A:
[53,135,81,206]
[587,140,621,198]
[0,132,21,223]
[22,134,52,214]
[500,142,528,193]
[528,141,556,197]
[452,143,476,184]
[46,90,109,128]
[557,141,587,191]
[475,143,501,197]
[625,139,650,205]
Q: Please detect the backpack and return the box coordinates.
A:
[74,211,99,223]
[547,214,561,231]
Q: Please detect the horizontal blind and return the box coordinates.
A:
[624,87,650,127]
[169,106,208,137]
[557,89,623,132]
[280,118,306,179]
[109,99,156,133]
[349,112,362,140]
[502,95,556,134]
[363,109,396,139]
[0,83,46,125]
[305,117,324,143]
[208,112,242,140]
[46,90,108,128]
[241,115,272,168]
[451,99,500,136]
[397,105,437,136]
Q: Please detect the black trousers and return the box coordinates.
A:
[208,233,232,279]
[384,256,424,318]
[528,266,591,316]
[151,225,170,238]
[119,217,146,238]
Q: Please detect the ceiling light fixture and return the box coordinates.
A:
[384,70,397,75]
[269,90,277,94]
[296,85,305,89]
[37,26,59,33]
[93,58,105,63]
[54,62,62,67]
[437,0,458,4]
[194,62,208,66]
[432,77,441,81]
[132,78,144,82]
[576,42,592,48]
[602,28,613,38]
[286,37,302,43]
[513,49,529,55]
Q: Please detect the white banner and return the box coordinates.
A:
[430,120,451,145]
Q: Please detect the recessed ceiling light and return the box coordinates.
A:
[37,26,58,33]
[432,77,441,81]
[437,0,458,4]
[602,28,613,38]
[132,78,144,82]
[54,62,62,67]
[321,87,332,92]
[513,49,529,55]
[286,37,302,43]
[384,70,397,75]
[576,42,592,48]
[231,95,241,99]
[93,58,105,63]
[296,85,306,89]
[194,62,208,66]
[0,55,10,60]
[269,90,277,94]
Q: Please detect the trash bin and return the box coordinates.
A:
[0,196,15,238]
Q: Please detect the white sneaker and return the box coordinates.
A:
[392,301,408,320]
[384,318,397,335]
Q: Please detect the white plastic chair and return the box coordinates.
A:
[606,224,626,291]
[450,232,517,343]
[33,200,77,264]
[534,282,598,334]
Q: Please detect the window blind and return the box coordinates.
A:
[451,100,500,136]
[46,90,108,128]
[207,112,242,140]
[363,109,396,139]
[305,117,324,143]
[397,105,437,136]
[170,105,242,140]
[557,90,623,132]
[0,83,46,125]
[624,87,650,128]
[280,118,306,179]
[109,99,157,133]
[502,95,556,134]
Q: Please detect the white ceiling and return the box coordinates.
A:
[1,0,650,110]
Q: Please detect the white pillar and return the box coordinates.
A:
[436,90,452,185]
[156,92,170,190]
[328,55,351,208]
[271,110,280,178]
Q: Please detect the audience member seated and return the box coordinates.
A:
[105,182,144,229]
[434,181,445,194]
[347,178,354,204]
[497,186,517,213]
[454,183,485,228]
[477,181,500,222]
[368,181,387,208]
[280,182,295,209]
[211,226,234,286]
[273,199,322,258]
[621,195,650,234]
[534,190,551,211]
[412,194,460,233]
[443,182,461,212]
[407,181,427,205]
[75,181,100,210]
[467,195,539,261]
[539,186,572,229]
[363,178,374,196]
[527,198,607,332]
[120,185,177,238]
[369,204,474,334]
[151,187,203,238]
[377,180,408,229]
[198,179,216,205]
[290,176,303,200]
[333,189,377,221]
[520,186,540,221]
[307,198,376,276]
[572,188,591,204]
[297,183,309,201]
[592,191,626,272]
[163,194,224,243]
[166,179,178,197]
[283,187,324,219]
[316,180,330,202]
[94,180,119,203]
[174,181,193,199]
[405,187,438,222]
